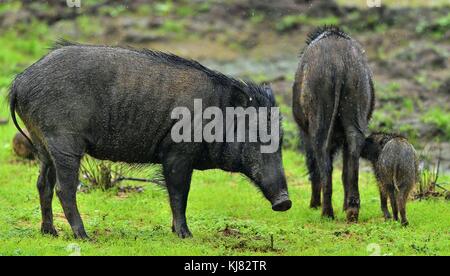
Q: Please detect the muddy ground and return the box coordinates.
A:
[1,0,449,170]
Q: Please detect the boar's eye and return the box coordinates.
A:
[231,87,252,107]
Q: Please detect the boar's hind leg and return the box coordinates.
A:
[398,190,409,226]
[316,149,334,219]
[163,154,194,238]
[37,156,57,236]
[304,137,321,209]
[380,189,391,220]
[309,139,334,218]
[388,187,399,222]
[47,137,88,239]
[342,126,364,222]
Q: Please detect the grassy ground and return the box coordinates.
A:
[1,106,449,255]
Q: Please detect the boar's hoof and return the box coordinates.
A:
[174,227,193,239]
[172,225,192,239]
[73,229,90,240]
[343,202,348,211]
[346,207,359,223]
[41,224,58,237]
[321,208,335,219]
[401,220,409,227]
[310,201,321,209]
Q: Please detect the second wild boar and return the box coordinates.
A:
[361,132,418,226]
[293,26,375,221]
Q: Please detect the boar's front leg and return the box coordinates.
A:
[162,154,194,238]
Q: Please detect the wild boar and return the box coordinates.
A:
[9,41,291,239]
[293,26,375,221]
[361,132,418,226]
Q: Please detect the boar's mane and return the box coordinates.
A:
[305,25,350,46]
[50,39,275,107]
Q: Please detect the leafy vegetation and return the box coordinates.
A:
[421,108,450,140]
[416,13,450,39]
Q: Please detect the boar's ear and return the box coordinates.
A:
[230,86,252,107]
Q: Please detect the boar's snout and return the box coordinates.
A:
[271,192,292,212]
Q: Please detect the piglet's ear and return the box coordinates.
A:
[230,86,252,107]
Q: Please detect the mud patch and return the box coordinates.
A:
[220,226,241,237]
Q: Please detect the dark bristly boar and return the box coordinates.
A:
[293,26,375,221]
[9,41,291,239]
[361,132,418,226]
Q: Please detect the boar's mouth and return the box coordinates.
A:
[271,192,292,212]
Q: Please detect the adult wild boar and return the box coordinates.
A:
[361,132,417,226]
[9,41,291,239]
[293,26,375,221]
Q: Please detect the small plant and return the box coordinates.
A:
[80,156,165,191]
[80,156,125,190]
[414,148,449,200]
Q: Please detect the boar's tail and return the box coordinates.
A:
[324,76,343,152]
[393,164,400,192]
[9,83,35,149]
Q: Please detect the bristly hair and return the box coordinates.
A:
[370,132,406,139]
[305,25,350,46]
[49,38,80,51]
[369,132,407,147]
[49,39,276,106]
